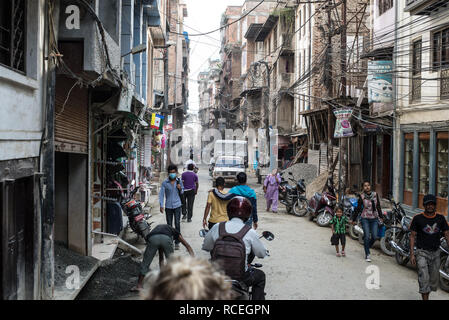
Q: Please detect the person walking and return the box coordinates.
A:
[203,177,229,230]
[263,169,281,213]
[133,224,194,291]
[181,163,199,223]
[159,164,184,250]
[330,206,349,257]
[212,172,259,230]
[351,181,383,262]
[410,194,449,300]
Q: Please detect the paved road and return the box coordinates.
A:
[144,166,448,300]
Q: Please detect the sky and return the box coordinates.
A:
[184,0,244,114]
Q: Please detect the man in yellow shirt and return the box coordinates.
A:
[203,177,229,229]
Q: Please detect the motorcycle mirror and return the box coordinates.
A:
[199,229,208,238]
[261,231,275,241]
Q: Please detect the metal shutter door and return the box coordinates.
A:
[55,77,88,154]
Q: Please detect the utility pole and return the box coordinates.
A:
[259,61,271,171]
[42,0,56,300]
[163,45,169,172]
[340,0,348,199]
[326,1,333,173]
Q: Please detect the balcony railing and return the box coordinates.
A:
[276,72,293,90]
[412,77,421,102]
[405,0,449,15]
[441,68,449,99]
[280,34,294,55]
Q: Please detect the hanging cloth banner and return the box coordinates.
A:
[151,113,164,130]
[334,108,354,138]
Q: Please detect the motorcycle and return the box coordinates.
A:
[306,177,337,227]
[379,198,407,256]
[121,180,153,242]
[279,172,308,217]
[199,229,274,300]
[343,195,359,240]
[389,213,415,266]
[439,238,449,292]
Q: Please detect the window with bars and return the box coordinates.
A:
[433,27,449,71]
[0,0,26,73]
[412,39,422,102]
[433,27,449,98]
[378,0,393,16]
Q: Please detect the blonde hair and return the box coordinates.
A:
[142,256,233,300]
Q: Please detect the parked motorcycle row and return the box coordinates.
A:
[277,173,449,293]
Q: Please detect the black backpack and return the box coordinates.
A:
[211,222,251,281]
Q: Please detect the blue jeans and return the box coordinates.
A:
[166,207,182,244]
[361,218,378,257]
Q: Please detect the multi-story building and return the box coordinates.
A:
[0,0,172,300]
[0,0,47,300]
[297,1,370,190]
[394,0,449,216]
[198,58,221,135]
[218,6,243,133]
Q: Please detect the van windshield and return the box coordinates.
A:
[216,159,244,168]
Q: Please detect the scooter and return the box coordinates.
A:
[279,172,308,217]
[199,229,274,300]
[306,177,337,227]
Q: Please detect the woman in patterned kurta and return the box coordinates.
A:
[264,170,281,213]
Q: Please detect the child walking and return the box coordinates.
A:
[330,206,348,257]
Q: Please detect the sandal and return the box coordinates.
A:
[341,251,346,257]
[336,253,341,257]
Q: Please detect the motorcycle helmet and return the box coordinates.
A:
[423,194,437,206]
[227,196,252,222]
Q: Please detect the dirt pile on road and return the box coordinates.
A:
[76,249,141,300]
[281,163,318,186]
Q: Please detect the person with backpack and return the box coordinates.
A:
[202,196,268,300]
[159,164,184,250]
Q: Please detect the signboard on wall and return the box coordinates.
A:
[368,60,393,104]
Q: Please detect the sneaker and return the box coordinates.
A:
[336,253,341,257]
[182,215,187,221]
[365,255,372,262]
[187,219,192,223]
[341,251,346,257]
[175,243,180,250]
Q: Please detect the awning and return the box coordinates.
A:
[360,46,394,59]
[299,107,329,116]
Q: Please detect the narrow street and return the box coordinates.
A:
[138,166,449,300]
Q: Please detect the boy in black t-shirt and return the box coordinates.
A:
[410,194,449,300]
[133,224,194,291]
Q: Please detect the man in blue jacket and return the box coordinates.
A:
[212,172,259,230]
[159,164,184,250]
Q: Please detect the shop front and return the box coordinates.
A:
[400,127,449,216]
